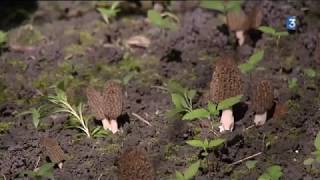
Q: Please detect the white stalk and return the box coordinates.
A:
[58,162,63,169]
[254,112,267,126]
[110,119,119,134]
[102,118,112,131]
[219,109,234,132]
[236,30,245,46]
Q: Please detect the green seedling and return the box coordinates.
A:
[0,30,7,46]
[97,1,121,24]
[182,95,243,121]
[186,138,225,156]
[200,0,242,13]
[147,10,179,30]
[258,26,289,47]
[166,81,196,118]
[245,160,258,171]
[303,68,316,78]
[288,77,298,89]
[0,122,12,133]
[238,50,264,74]
[17,106,47,129]
[303,131,320,165]
[258,165,283,180]
[20,163,55,180]
[175,160,200,180]
[49,88,91,138]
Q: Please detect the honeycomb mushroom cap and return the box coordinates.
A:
[227,9,251,31]
[86,87,105,120]
[251,80,274,114]
[210,57,243,103]
[40,137,67,163]
[103,80,124,120]
[118,148,155,180]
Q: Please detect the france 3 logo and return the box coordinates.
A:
[286,16,297,31]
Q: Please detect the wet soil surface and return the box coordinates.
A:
[1,1,320,180]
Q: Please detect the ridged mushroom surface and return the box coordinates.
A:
[209,57,243,103]
[251,80,274,114]
[227,9,250,31]
[118,148,155,180]
[103,80,124,120]
[249,5,263,29]
[86,87,105,120]
[40,137,67,163]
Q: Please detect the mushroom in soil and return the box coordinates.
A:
[118,148,155,180]
[40,137,68,169]
[103,80,124,134]
[86,80,124,134]
[209,57,243,132]
[226,6,262,46]
[251,80,274,126]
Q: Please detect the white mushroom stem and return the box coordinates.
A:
[58,162,63,169]
[219,109,234,132]
[102,118,112,131]
[254,112,267,126]
[235,30,245,46]
[110,119,119,134]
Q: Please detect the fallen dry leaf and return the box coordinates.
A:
[125,35,151,48]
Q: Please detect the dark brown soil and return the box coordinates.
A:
[1,1,320,180]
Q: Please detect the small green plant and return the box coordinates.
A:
[166,81,196,118]
[258,165,283,180]
[17,106,45,129]
[245,160,258,171]
[0,122,12,133]
[97,1,121,24]
[258,26,289,47]
[186,138,225,156]
[238,50,264,74]
[303,68,316,78]
[147,10,179,30]
[199,0,242,13]
[304,131,320,166]
[175,160,200,180]
[20,163,55,180]
[288,77,298,89]
[0,30,7,46]
[49,88,91,138]
[182,95,243,121]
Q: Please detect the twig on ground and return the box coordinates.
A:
[34,156,41,170]
[150,85,168,91]
[132,113,152,127]
[231,152,262,166]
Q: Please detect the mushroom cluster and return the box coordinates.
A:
[40,137,68,169]
[118,148,155,180]
[227,5,263,46]
[251,80,274,126]
[86,80,124,134]
[209,57,243,132]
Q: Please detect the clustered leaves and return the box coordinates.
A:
[258,165,283,180]
[199,0,242,13]
[97,1,121,24]
[147,9,179,30]
[20,163,55,180]
[186,138,225,156]
[238,50,264,74]
[175,160,200,180]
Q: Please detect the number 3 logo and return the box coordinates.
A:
[286,16,297,30]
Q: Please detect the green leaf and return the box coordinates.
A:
[288,78,297,89]
[303,158,314,166]
[199,1,225,12]
[36,163,55,179]
[258,165,283,180]
[0,31,7,45]
[314,131,320,150]
[182,108,210,120]
[207,102,218,116]
[183,160,200,180]
[245,160,258,170]
[166,80,185,94]
[186,139,204,148]
[258,26,276,35]
[172,93,187,110]
[239,50,264,74]
[187,90,196,102]
[217,95,243,110]
[175,171,185,180]
[275,31,289,36]
[304,68,316,78]
[204,139,209,148]
[225,0,243,12]
[208,138,225,148]
[148,10,164,26]
[165,108,184,118]
[122,72,135,85]
[31,108,41,128]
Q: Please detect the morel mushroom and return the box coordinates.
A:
[86,80,124,134]
[118,148,155,180]
[209,57,243,132]
[251,80,274,126]
[227,6,262,46]
[40,137,67,169]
